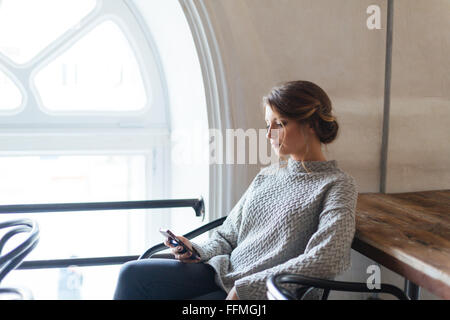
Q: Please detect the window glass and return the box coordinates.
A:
[2,266,121,300]
[0,154,148,259]
[34,20,147,112]
[0,0,97,64]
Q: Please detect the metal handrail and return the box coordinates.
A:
[0,197,205,217]
[0,197,205,270]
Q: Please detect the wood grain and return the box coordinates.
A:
[353,190,450,299]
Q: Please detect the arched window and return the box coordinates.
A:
[0,0,210,299]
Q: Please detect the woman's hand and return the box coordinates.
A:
[226,286,239,300]
[164,235,201,263]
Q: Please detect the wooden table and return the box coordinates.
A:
[352,190,450,300]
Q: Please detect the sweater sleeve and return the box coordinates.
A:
[190,182,253,262]
[234,177,358,300]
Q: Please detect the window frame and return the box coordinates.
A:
[0,0,169,130]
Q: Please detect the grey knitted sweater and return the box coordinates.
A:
[191,158,358,300]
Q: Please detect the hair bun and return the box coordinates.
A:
[317,118,338,144]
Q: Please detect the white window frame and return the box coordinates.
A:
[0,0,169,131]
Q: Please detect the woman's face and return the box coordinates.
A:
[265,105,309,158]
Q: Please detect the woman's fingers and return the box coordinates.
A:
[178,252,201,263]
[181,257,201,264]
[171,245,185,255]
[163,235,200,263]
[174,247,201,263]
[174,251,190,260]
[164,238,183,256]
[177,236,192,248]
[164,238,175,248]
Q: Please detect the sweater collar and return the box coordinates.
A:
[287,157,338,173]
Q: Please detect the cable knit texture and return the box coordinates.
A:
[191,158,358,300]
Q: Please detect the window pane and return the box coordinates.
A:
[0,69,22,110]
[0,0,97,64]
[2,265,121,300]
[34,21,148,112]
[0,155,148,260]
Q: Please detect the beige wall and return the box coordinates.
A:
[203,0,388,193]
[388,0,450,192]
[198,0,447,299]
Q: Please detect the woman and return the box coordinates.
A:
[113,80,358,300]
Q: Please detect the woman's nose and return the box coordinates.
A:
[266,123,282,140]
[267,127,280,140]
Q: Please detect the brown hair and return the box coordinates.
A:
[263,80,338,171]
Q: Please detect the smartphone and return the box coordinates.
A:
[159,228,199,259]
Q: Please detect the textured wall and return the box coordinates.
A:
[387,0,450,193]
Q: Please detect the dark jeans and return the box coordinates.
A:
[113,258,227,300]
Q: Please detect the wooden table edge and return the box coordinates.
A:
[352,236,450,300]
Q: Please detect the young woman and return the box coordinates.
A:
[113,80,358,300]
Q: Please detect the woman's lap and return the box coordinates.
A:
[113,258,226,300]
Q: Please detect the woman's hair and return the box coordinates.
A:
[263,80,338,171]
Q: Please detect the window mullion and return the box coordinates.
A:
[26,4,103,72]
